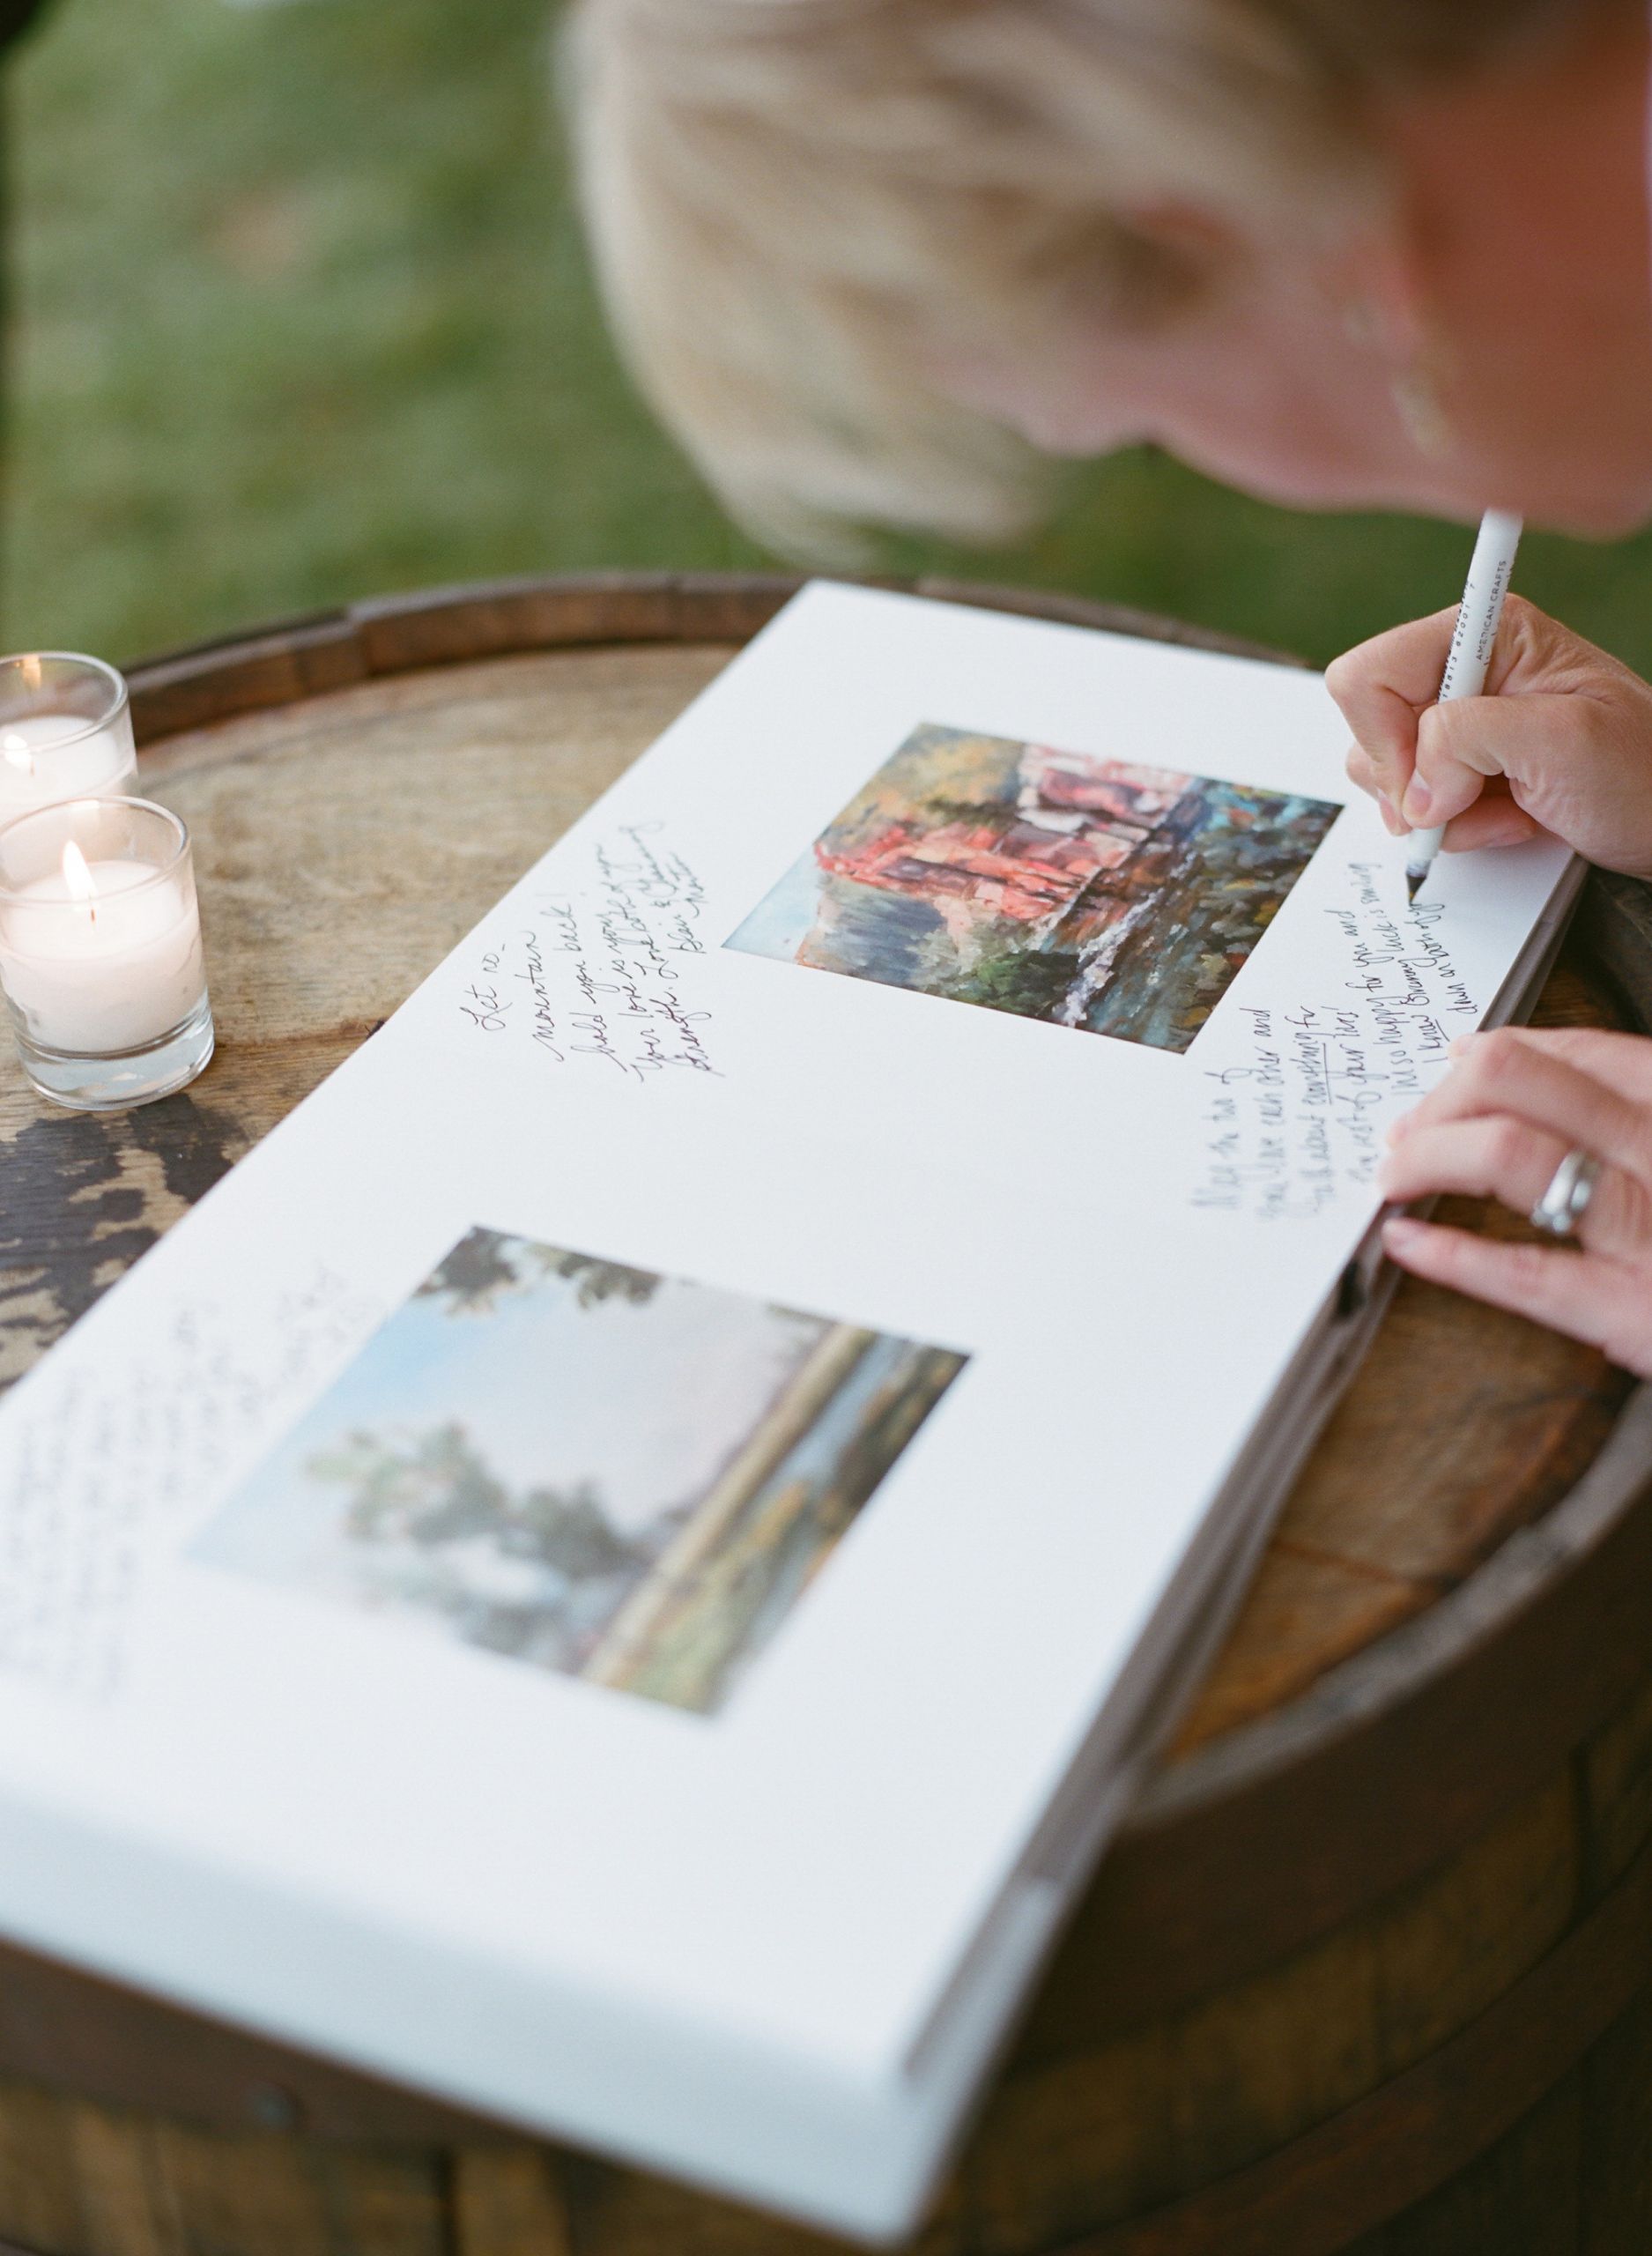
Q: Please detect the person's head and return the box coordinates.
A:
[569,0,1652,551]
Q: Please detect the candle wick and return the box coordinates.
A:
[60,840,99,918]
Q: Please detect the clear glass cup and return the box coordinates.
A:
[0,651,137,820]
[0,797,213,1110]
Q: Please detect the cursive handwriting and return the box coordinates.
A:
[0,1267,374,1703]
[456,823,720,1083]
[1192,865,1477,1220]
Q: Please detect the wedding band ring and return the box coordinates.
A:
[1530,1147,1602,1239]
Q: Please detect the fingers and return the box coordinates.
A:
[1378,1117,1648,1257]
[1468,1027,1652,1105]
[1326,597,1570,812]
[1393,1028,1652,1181]
[1439,796,1543,852]
[1329,596,1650,864]
[1341,740,1536,843]
[1345,744,1409,834]
[1402,691,1605,829]
[1327,606,1460,809]
[1341,768,1539,849]
[1381,1220,1652,1372]
[1370,1007,1652,1368]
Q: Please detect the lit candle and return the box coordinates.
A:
[1,842,204,1052]
[0,653,137,818]
[0,798,212,1109]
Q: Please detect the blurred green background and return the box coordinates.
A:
[9,0,1652,673]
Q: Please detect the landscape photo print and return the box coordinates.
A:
[195,1228,967,1716]
[728,723,1340,1053]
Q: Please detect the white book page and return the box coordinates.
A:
[0,583,1573,2216]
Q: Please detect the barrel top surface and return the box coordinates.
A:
[1,579,1630,1755]
[0,573,1648,2146]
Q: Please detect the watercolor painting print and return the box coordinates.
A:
[727,723,1340,1053]
[194,1227,967,1716]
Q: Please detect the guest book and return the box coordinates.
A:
[0,585,1580,2238]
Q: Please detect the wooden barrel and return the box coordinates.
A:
[2,572,1651,2256]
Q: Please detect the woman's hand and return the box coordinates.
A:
[1328,597,1652,878]
[1378,1026,1652,1374]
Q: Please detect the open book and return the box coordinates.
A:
[0,585,1578,2238]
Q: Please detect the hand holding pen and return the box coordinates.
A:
[1328,522,1652,1365]
[1330,531,1652,887]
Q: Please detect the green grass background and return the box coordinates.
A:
[9,0,1652,674]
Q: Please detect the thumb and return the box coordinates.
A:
[1397,596,1591,828]
[1401,696,1504,826]
[1401,692,1602,830]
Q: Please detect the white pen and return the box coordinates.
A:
[1404,507,1524,902]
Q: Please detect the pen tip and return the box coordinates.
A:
[1405,870,1426,904]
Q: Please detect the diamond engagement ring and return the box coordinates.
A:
[1529,1147,1603,1239]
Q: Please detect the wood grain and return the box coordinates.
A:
[0,575,1648,2255]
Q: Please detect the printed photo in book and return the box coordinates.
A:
[728,722,1340,1052]
[194,1227,967,1715]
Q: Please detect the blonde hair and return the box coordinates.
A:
[568,0,1583,553]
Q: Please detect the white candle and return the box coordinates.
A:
[0,842,206,1052]
[0,711,136,817]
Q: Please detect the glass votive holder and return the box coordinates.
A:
[0,651,137,822]
[0,797,213,1111]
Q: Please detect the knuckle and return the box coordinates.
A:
[1498,593,1558,669]
[1453,1033,1508,1101]
[1418,700,1465,759]
[1487,1117,1535,1179]
[1461,1029,1519,1097]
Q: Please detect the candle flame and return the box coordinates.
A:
[62,840,97,923]
[19,655,41,693]
[0,731,32,777]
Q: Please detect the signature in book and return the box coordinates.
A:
[1193,872,1475,1220]
[457,823,719,1082]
